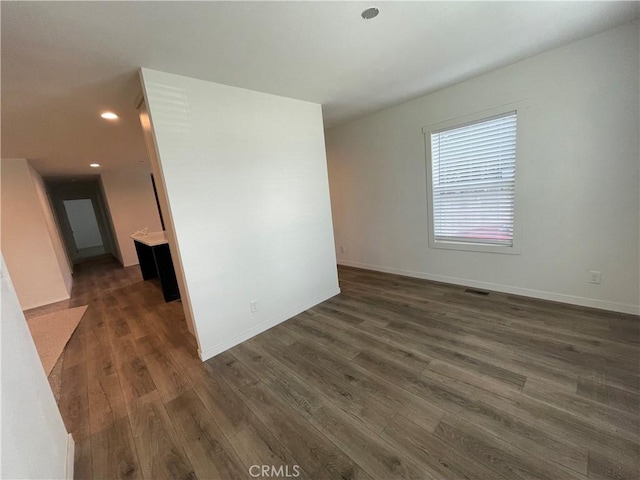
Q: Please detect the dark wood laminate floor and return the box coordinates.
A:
[57,258,640,480]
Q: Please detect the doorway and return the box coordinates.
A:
[62,198,106,260]
[47,178,120,266]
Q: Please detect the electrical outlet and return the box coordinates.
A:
[340,245,346,253]
[589,271,602,284]
[250,300,258,313]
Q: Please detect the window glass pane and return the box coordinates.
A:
[430,112,516,246]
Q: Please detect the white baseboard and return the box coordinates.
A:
[198,287,341,361]
[338,260,640,315]
[21,294,71,312]
[66,434,75,480]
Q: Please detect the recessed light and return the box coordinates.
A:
[90,163,101,168]
[361,7,379,20]
[100,112,118,120]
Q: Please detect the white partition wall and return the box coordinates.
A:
[140,68,339,360]
[1,256,72,479]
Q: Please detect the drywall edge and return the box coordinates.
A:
[137,73,199,342]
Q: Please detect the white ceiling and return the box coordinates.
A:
[2,1,638,176]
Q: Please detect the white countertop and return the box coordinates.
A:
[131,231,168,247]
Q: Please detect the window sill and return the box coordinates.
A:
[429,239,521,255]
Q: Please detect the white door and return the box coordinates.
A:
[63,198,105,258]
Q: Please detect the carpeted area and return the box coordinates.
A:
[26,305,88,376]
[47,353,65,402]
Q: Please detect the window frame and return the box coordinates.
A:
[423,101,527,255]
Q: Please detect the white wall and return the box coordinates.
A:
[1,159,72,309]
[1,255,72,479]
[325,22,640,315]
[29,164,73,293]
[140,68,339,359]
[101,165,163,266]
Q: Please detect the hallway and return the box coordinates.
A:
[58,258,200,478]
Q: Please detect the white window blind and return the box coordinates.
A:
[430,111,517,246]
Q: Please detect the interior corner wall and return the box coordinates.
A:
[0,158,72,309]
[1,255,71,479]
[325,21,640,315]
[140,68,340,360]
[28,163,73,293]
[101,165,163,267]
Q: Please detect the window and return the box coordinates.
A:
[425,109,519,253]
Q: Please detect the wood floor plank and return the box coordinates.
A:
[120,305,150,340]
[357,344,589,474]
[237,380,373,480]
[340,298,529,389]
[165,389,247,479]
[497,316,639,360]
[255,336,398,434]
[587,451,639,480]
[90,416,140,479]
[137,334,192,403]
[340,276,630,368]
[309,404,434,480]
[74,437,92,480]
[435,415,585,480]
[297,308,430,373]
[59,362,91,441]
[232,341,325,418]
[87,372,127,435]
[346,350,447,432]
[154,328,209,386]
[275,335,446,434]
[422,365,637,471]
[206,350,260,390]
[128,398,197,479]
[577,378,640,416]
[107,307,132,338]
[229,415,314,479]
[281,313,362,359]
[110,335,158,405]
[85,312,116,379]
[427,360,525,395]
[339,285,616,390]
[381,414,507,480]
[523,377,639,443]
[63,321,88,369]
[387,320,527,387]
[311,302,367,326]
[192,368,254,438]
[323,295,393,328]
[231,337,390,428]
